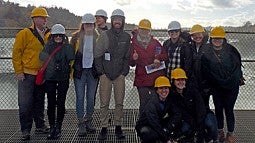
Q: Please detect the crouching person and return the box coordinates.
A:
[170,68,206,142]
[135,76,181,143]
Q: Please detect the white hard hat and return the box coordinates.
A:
[51,24,65,34]
[82,13,96,24]
[111,9,125,18]
[95,9,108,18]
[168,21,181,31]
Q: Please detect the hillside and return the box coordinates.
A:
[0,0,254,33]
[0,0,136,30]
[0,0,81,28]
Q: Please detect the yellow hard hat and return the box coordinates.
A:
[138,19,151,30]
[171,68,187,79]
[154,76,171,88]
[31,7,49,18]
[190,24,205,34]
[210,26,226,38]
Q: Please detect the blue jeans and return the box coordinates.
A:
[212,86,239,132]
[18,74,46,133]
[74,68,98,119]
[181,121,193,137]
[204,112,218,142]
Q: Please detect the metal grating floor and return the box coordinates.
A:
[1,109,255,143]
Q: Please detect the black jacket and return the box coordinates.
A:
[135,94,181,142]
[163,38,193,78]
[190,42,209,89]
[170,81,206,131]
[201,42,243,90]
[39,41,75,81]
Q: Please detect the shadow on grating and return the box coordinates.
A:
[1,109,255,143]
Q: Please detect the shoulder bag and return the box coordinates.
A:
[35,45,62,85]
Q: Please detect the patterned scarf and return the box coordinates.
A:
[168,46,181,75]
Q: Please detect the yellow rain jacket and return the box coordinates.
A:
[12,24,50,75]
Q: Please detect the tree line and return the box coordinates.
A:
[0,0,254,33]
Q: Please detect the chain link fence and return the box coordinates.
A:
[0,28,254,110]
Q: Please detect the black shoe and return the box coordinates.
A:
[115,126,125,139]
[54,128,61,139]
[47,127,56,140]
[98,128,107,140]
[35,125,50,134]
[21,135,30,141]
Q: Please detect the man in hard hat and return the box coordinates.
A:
[129,19,168,115]
[94,9,131,140]
[12,7,50,141]
[95,9,108,33]
[70,13,99,137]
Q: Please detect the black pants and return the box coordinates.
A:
[45,80,69,126]
[212,86,239,132]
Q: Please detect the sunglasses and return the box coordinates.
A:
[53,34,64,38]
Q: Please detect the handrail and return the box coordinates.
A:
[1,57,255,62]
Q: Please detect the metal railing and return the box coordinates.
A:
[1,28,255,110]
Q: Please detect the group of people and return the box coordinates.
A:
[132,19,244,143]
[11,7,244,143]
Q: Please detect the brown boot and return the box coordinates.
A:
[225,132,235,143]
[218,129,225,143]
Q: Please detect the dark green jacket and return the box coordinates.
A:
[94,28,131,80]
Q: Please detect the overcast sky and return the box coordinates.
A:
[7,0,255,28]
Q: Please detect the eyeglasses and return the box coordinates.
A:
[168,29,180,33]
[53,34,64,38]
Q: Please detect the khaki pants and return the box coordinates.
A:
[99,74,125,127]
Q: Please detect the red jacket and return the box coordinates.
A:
[130,33,168,87]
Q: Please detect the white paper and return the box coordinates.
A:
[145,61,166,74]
[104,53,110,61]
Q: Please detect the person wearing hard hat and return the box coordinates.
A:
[169,68,206,142]
[129,19,168,115]
[12,7,51,141]
[135,76,181,143]
[94,9,131,140]
[70,13,99,137]
[95,9,108,33]
[39,24,75,139]
[163,21,193,80]
[189,24,218,143]
[201,26,244,143]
